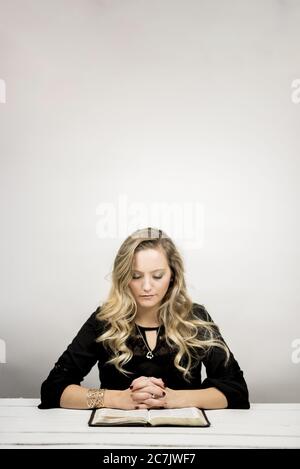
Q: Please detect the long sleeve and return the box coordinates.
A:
[38,308,102,409]
[195,304,250,409]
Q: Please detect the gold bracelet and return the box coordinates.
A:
[86,388,106,409]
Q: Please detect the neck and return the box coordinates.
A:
[135,306,160,327]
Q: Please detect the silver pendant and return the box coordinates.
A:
[146,351,154,359]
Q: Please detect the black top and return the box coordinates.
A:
[38,303,250,409]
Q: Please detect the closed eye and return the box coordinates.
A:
[132,275,163,280]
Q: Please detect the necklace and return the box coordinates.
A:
[135,323,161,359]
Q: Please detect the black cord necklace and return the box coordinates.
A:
[135,323,161,359]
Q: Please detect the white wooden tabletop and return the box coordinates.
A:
[0,399,299,449]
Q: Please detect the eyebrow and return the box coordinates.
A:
[132,269,166,273]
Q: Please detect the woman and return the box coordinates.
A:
[38,227,250,410]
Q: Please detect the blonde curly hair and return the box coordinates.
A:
[96,227,230,382]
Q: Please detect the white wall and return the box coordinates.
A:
[0,0,299,401]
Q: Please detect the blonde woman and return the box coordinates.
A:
[38,227,250,411]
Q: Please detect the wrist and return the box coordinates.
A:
[103,389,122,409]
[166,388,188,408]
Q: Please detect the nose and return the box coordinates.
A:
[142,276,153,292]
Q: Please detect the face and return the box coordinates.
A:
[128,247,173,310]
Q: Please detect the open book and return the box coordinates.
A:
[88,407,210,427]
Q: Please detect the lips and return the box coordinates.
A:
[140,295,154,297]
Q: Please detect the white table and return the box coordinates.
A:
[0,399,299,449]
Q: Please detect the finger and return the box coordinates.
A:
[130,378,152,391]
[143,397,166,408]
[131,377,163,391]
[147,385,166,398]
[131,386,165,399]
[134,403,149,409]
[130,376,148,388]
[132,383,166,397]
[131,391,153,402]
[143,389,166,401]
[148,377,165,388]
[147,387,166,399]
[130,376,165,391]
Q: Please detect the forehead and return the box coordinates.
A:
[132,248,168,269]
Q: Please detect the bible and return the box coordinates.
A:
[88,407,210,427]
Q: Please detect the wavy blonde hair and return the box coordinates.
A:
[96,227,230,382]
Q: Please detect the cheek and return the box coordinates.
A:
[129,282,144,297]
[128,282,136,294]
[158,279,171,292]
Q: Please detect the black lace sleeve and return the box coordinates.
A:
[193,304,250,409]
[38,308,103,409]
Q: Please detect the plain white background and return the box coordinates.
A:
[0,0,299,401]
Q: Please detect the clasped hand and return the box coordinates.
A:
[129,376,168,409]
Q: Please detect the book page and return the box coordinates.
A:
[92,408,148,425]
[148,407,208,427]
